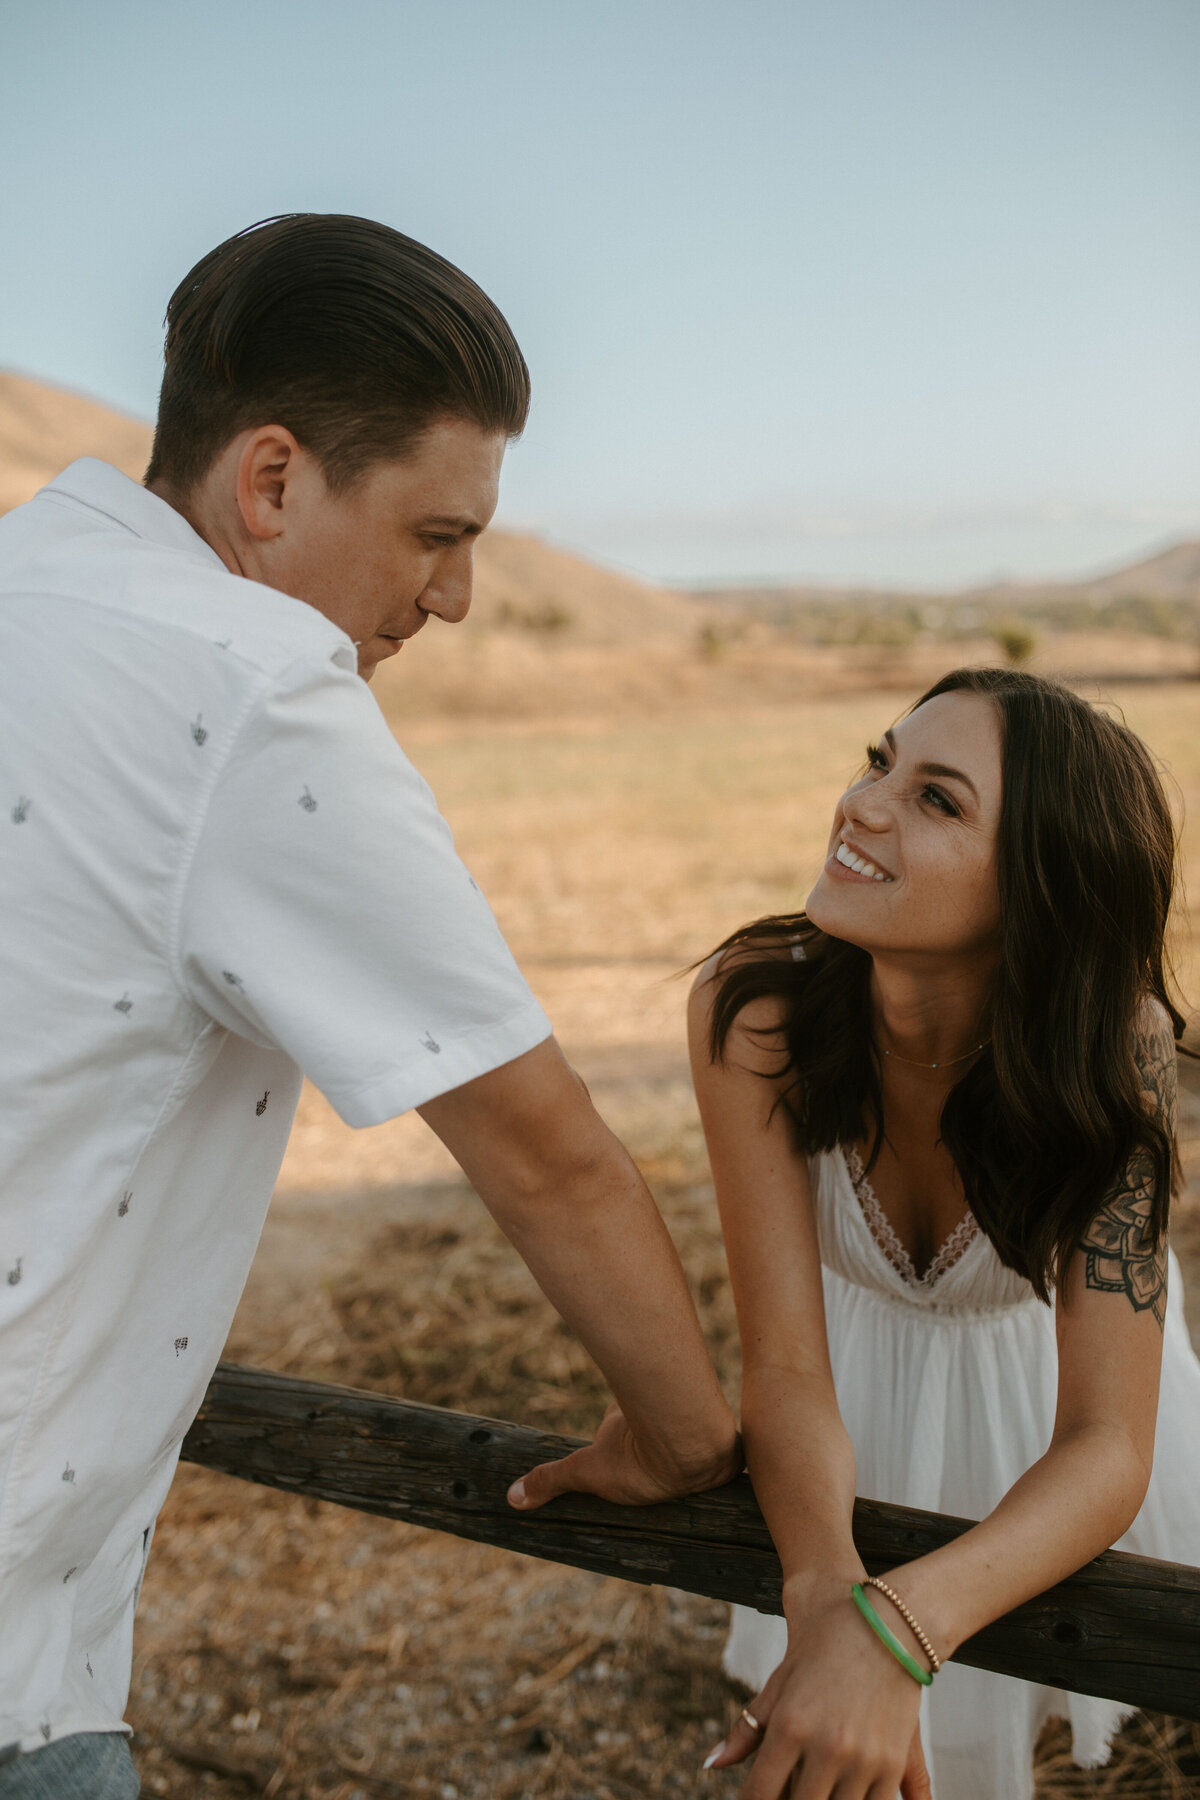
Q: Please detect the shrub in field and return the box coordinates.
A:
[994,622,1037,665]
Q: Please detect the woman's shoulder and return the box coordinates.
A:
[688,932,814,1073]
[1130,994,1179,1122]
[691,933,807,990]
[691,931,810,1011]
[1132,992,1175,1043]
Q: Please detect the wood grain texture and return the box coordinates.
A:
[182,1362,1200,1721]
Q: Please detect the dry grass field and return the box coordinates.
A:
[126,677,1200,1800]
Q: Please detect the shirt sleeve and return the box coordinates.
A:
[175,654,552,1126]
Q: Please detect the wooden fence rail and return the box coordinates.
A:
[182,1362,1200,1723]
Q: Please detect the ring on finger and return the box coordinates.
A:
[740,1707,764,1734]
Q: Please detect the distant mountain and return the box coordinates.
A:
[945,540,1200,613]
[0,371,697,645]
[695,537,1200,616]
[1073,539,1200,602]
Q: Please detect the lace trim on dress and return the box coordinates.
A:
[843,1146,980,1289]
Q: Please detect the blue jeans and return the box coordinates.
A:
[0,1734,139,1799]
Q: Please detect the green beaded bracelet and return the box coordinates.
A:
[850,1583,934,1687]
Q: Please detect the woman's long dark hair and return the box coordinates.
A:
[707,668,1187,1299]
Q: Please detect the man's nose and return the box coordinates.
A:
[418,544,474,625]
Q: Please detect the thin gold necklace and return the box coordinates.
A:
[880,1039,990,1071]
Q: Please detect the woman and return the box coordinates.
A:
[693,668,1200,1800]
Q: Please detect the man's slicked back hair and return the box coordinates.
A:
[146,214,530,494]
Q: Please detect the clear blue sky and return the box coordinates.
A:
[3,0,1197,588]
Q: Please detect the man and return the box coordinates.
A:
[0,215,739,1798]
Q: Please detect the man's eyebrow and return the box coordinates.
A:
[416,514,484,533]
[881,730,980,803]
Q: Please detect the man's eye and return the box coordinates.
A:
[423,533,460,549]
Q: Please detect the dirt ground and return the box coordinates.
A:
[128,681,1200,1799]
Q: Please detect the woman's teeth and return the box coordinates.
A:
[835,842,892,881]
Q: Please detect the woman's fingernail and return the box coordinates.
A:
[507,1479,526,1506]
[702,1742,726,1770]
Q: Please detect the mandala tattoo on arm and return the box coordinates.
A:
[1080,1149,1167,1329]
[1079,1013,1177,1332]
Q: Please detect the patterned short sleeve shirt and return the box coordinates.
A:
[0,461,551,1753]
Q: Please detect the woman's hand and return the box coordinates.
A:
[508,1400,743,1510]
[703,1583,931,1799]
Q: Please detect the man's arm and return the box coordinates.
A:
[418,1035,741,1506]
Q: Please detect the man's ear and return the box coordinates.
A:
[235,427,304,542]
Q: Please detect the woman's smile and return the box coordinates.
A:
[830,839,894,882]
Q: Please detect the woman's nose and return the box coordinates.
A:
[842,778,890,832]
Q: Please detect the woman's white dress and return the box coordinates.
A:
[723,1146,1200,1800]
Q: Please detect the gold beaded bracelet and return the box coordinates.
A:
[862,1577,941,1674]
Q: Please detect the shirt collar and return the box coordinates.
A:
[43,459,231,574]
[40,457,361,674]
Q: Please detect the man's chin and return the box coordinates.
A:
[359,636,406,681]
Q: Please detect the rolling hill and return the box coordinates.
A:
[0,370,154,516]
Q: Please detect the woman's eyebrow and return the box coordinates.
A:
[920,761,980,802]
[881,729,980,803]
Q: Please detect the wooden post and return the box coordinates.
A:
[182,1362,1200,1722]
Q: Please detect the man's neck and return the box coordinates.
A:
[145,474,247,579]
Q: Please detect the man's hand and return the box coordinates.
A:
[507,1401,743,1511]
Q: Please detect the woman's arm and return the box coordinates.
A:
[687,961,862,1592]
[866,1003,1176,1663]
[691,963,934,1797]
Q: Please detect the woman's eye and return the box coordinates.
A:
[923,784,958,816]
[865,743,888,772]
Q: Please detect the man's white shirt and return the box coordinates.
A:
[0,460,551,1751]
